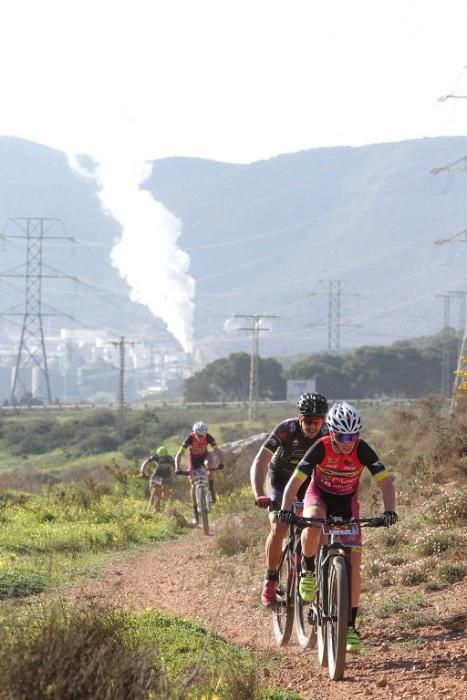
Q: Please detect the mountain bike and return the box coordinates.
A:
[275,511,386,680]
[176,465,220,535]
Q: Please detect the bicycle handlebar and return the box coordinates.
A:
[175,466,222,477]
[283,513,387,529]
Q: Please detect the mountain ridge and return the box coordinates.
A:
[0,134,465,358]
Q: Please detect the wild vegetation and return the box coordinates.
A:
[0,398,464,697]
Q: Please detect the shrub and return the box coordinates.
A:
[414,531,455,556]
[0,567,49,599]
[0,605,165,699]
[371,592,427,618]
[75,432,120,455]
[429,489,467,526]
[394,561,430,586]
[437,562,466,584]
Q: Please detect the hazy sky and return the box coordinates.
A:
[1,0,466,163]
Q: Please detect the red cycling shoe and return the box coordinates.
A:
[261,579,277,607]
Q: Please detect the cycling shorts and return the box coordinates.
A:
[304,481,362,548]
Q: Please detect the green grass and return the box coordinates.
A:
[0,603,292,699]
[0,488,189,599]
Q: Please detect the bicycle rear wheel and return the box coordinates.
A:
[272,541,294,646]
[326,555,349,681]
[294,542,317,649]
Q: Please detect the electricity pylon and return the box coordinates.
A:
[309,280,359,351]
[0,218,72,405]
[234,314,278,420]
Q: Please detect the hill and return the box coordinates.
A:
[0,135,466,357]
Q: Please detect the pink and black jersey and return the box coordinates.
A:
[294,435,390,495]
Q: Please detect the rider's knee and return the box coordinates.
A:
[270,520,288,537]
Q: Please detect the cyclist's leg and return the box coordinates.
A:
[149,483,157,510]
[153,484,162,512]
[302,480,326,559]
[300,482,326,601]
[266,498,288,569]
[261,485,287,606]
[337,491,363,653]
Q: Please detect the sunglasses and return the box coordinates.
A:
[335,432,359,443]
[300,416,324,426]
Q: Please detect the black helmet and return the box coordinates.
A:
[297,392,328,416]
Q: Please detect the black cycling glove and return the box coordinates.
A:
[383,511,398,526]
[217,463,224,470]
[277,509,294,524]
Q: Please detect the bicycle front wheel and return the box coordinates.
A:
[326,555,349,681]
[197,485,210,535]
[272,542,294,646]
[316,547,328,667]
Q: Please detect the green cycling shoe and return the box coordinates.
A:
[346,626,362,653]
[299,571,315,602]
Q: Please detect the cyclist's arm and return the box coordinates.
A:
[250,447,273,499]
[174,447,185,471]
[212,445,223,464]
[281,473,306,510]
[358,441,396,511]
[140,457,152,477]
[377,473,396,511]
[281,441,325,509]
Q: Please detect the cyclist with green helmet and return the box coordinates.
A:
[140,446,175,512]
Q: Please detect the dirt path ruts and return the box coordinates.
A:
[64,521,467,700]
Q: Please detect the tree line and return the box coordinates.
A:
[184,331,461,400]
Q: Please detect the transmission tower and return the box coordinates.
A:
[309,280,360,351]
[436,294,452,397]
[234,314,278,420]
[448,290,467,346]
[0,218,72,405]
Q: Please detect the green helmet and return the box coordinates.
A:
[156,446,168,457]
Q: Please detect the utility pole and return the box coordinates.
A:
[234,314,278,420]
[0,218,72,405]
[109,336,137,438]
[435,294,452,397]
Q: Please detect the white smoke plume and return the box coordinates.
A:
[69,153,195,353]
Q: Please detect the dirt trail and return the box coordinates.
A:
[65,520,466,700]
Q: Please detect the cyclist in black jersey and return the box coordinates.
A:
[250,392,329,607]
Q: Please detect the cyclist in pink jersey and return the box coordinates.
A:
[279,401,397,654]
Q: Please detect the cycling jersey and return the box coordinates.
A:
[294,435,390,495]
[262,418,328,492]
[149,455,174,481]
[181,432,217,472]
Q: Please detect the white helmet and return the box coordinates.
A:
[326,401,362,434]
[193,421,208,435]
